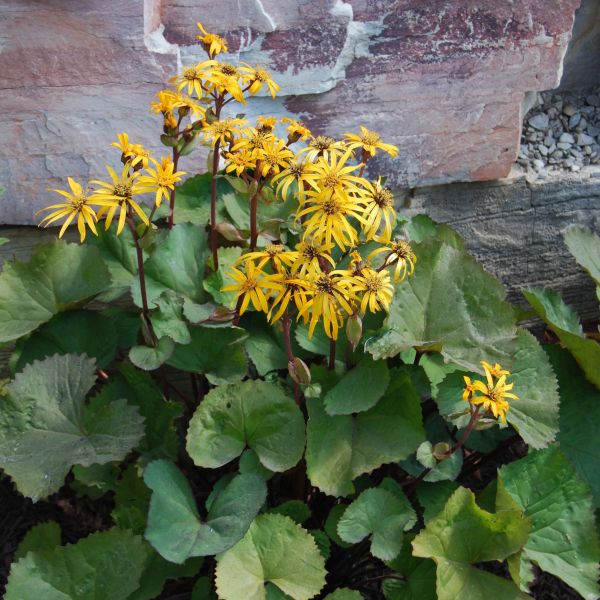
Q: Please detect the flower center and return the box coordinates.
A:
[219,64,237,75]
[372,188,393,208]
[253,68,269,82]
[315,274,334,294]
[361,131,381,145]
[364,274,383,292]
[70,195,87,210]
[266,244,284,256]
[183,67,198,81]
[301,244,320,260]
[391,240,412,258]
[113,183,132,200]
[240,277,258,293]
[311,136,336,152]
[322,196,341,215]
[322,172,342,189]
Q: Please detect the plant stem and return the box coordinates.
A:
[450,404,481,456]
[168,148,180,229]
[249,188,260,250]
[328,338,336,370]
[126,214,150,323]
[210,139,221,269]
[281,310,301,406]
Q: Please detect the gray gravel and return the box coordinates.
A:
[519,86,600,180]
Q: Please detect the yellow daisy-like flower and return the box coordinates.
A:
[89,165,149,235]
[112,132,135,157]
[306,148,366,200]
[368,239,416,282]
[481,361,510,379]
[224,149,258,177]
[462,376,477,402]
[353,268,394,315]
[137,156,187,208]
[281,117,312,143]
[172,63,209,98]
[201,117,247,147]
[36,178,112,242]
[271,159,318,203]
[299,190,367,251]
[222,260,284,315]
[344,126,399,158]
[240,244,296,271]
[268,271,312,323]
[232,127,275,152]
[150,89,183,115]
[239,63,280,98]
[206,71,245,104]
[291,240,336,276]
[257,116,277,131]
[468,362,519,425]
[360,179,396,241]
[196,22,228,57]
[299,271,356,340]
[298,135,346,162]
[256,137,294,178]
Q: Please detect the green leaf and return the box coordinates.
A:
[545,347,600,506]
[524,288,600,388]
[242,313,289,377]
[168,325,248,384]
[71,463,118,499]
[324,590,363,600]
[130,551,202,600]
[413,487,531,600]
[306,370,425,496]
[365,237,516,372]
[383,536,436,600]
[129,336,175,371]
[192,576,216,600]
[204,246,243,306]
[325,504,351,548]
[402,439,462,483]
[16,310,118,371]
[111,464,151,534]
[132,223,208,308]
[94,362,181,461]
[156,173,212,225]
[215,514,326,600]
[497,446,600,598]
[0,354,144,500]
[563,226,600,286]
[144,460,266,563]
[86,225,138,302]
[150,290,191,345]
[5,529,150,600]
[416,481,459,523]
[324,355,390,415]
[14,522,61,560]
[239,449,274,480]
[0,240,111,342]
[504,329,559,448]
[269,501,311,525]
[337,487,416,560]
[186,380,305,472]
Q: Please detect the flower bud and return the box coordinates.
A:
[346,314,362,350]
[288,357,311,386]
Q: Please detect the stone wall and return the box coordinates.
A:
[0,0,585,223]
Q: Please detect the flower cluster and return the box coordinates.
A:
[463,361,519,424]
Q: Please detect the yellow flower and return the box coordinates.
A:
[353,268,394,315]
[291,240,336,276]
[201,117,247,147]
[257,116,277,131]
[462,376,477,402]
[281,117,312,143]
[112,132,135,157]
[344,126,399,158]
[299,190,367,251]
[232,127,275,152]
[196,22,228,57]
[298,135,346,162]
[206,71,245,103]
[271,159,318,203]
[222,260,284,315]
[256,137,294,178]
[151,90,182,115]
[137,156,187,208]
[306,148,366,200]
[299,271,356,340]
[36,178,111,242]
[469,362,518,424]
[224,149,257,177]
[172,63,209,98]
[360,180,396,241]
[268,271,312,323]
[368,240,416,282]
[89,165,149,235]
[239,63,280,97]
[240,244,296,271]
[481,361,510,379]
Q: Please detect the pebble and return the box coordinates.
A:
[520,85,600,174]
[577,133,595,146]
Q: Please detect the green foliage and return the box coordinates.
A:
[563,226,600,287]
[0,354,144,500]
[365,236,516,372]
[306,370,425,496]
[413,487,531,600]
[5,529,150,600]
[524,287,600,388]
[215,514,327,600]
[497,445,600,598]
[144,460,266,563]
[14,522,61,560]
[0,240,110,342]
[337,486,416,560]
[186,380,305,471]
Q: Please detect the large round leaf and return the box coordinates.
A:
[215,514,326,600]
[186,380,305,472]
